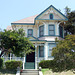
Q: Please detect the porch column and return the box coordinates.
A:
[35,45,37,69]
[23,55,25,69]
[44,43,48,60]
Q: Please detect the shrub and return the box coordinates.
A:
[39,60,56,68]
[5,60,22,70]
[39,59,75,72]
[0,58,4,69]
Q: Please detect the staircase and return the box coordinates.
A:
[20,69,39,75]
[25,62,35,69]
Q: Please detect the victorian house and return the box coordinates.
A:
[6,5,68,69]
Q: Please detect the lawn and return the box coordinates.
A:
[0,69,16,75]
[42,69,75,75]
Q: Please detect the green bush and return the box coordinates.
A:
[39,59,75,72]
[0,58,4,69]
[39,60,56,68]
[5,60,22,70]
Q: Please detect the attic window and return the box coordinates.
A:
[50,14,53,19]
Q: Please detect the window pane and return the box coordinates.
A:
[49,31,54,35]
[50,14,53,19]
[49,25,55,35]
[49,50,52,56]
[28,29,33,36]
[39,46,44,57]
[39,26,44,37]
[49,44,56,49]
[59,26,63,38]
[29,30,32,34]
[48,44,56,56]
[49,25,54,30]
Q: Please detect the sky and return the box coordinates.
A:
[0,0,75,30]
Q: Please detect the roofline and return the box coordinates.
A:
[11,5,68,25]
[36,19,68,21]
[11,23,35,25]
[35,5,68,20]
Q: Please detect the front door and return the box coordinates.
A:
[25,52,35,69]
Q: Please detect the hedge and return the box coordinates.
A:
[39,60,75,72]
[39,60,56,69]
[0,58,4,69]
[5,60,22,70]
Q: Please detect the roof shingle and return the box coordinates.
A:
[12,15,38,24]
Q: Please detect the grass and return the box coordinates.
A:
[42,69,75,75]
[0,69,16,75]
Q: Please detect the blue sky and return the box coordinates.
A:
[0,0,75,30]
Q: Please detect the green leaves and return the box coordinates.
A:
[0,29,34,57]
[52,35,75,70]
[64,11,75,35]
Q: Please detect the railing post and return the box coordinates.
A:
[10,53,12,60]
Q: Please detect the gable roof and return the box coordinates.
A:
[11,5,68,25]
[11,15,38,25]
[35,5,68,20]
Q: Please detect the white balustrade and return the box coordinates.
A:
[2,57,24,62]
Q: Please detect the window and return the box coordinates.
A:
[28,29,33,37]
[59,25,63,38]
[48,25,55,35]
[39,25,44,37]
[50,14,53,19]
[39,46,44,57]
[48,43,56,57]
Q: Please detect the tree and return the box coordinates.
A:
[52,35,75,71]
[64,6,75,35]
[64,6,71,17]
[0,29,34,57]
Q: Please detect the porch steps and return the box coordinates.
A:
[20,69,39,75]
[25,62,35,69]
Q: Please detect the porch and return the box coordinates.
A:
[2,42,46,70]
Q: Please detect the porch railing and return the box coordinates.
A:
[2,57,24,62]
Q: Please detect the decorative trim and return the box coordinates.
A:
[28,36,38,40]
[38,35,59,38]
[35,19,68,21]
[30,40,46,42]
[30,40,56,43]
[35,5,68,20]
[11,5,68,26]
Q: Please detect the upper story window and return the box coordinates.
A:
[59,25,63,38]
[48,43,56,57]
[48,25,55,35]
[50,14,53,19]
[39,25,44,37]
[28,29,33,37]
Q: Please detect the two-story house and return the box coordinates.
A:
[7,5,68,69]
